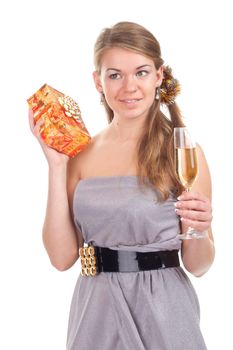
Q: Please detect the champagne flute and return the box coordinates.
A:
[174,127,204,239]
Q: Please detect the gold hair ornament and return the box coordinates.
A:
[160,66,181,106]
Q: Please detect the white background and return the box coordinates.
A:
[0,0,232,349]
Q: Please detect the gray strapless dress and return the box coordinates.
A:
[67,176,207,350]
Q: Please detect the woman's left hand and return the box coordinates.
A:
[175,191,213,233]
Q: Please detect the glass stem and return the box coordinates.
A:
[185,187,193,234]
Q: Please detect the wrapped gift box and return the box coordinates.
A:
[27,84,91,157]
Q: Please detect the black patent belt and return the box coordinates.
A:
[79,244,180,276]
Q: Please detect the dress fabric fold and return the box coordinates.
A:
[67,176,207,350]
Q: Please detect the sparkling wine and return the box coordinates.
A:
[175,147,198,189]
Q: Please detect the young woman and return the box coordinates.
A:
[29,21,214,350]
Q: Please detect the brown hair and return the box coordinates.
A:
[94,21,185,199]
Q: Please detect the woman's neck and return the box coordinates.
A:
[107,115,146,143]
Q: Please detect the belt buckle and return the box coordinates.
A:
[79,243,98,276]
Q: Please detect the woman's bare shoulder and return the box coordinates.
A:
[66,141,94,210]
[67,130,105,182]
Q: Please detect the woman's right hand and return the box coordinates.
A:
[28,108,69,167]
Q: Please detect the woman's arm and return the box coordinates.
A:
[29,109,81,271]
[42,162,80,271]
[175,144,215,277]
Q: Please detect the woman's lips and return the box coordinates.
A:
[119,98,142,104]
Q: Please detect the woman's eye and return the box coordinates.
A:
[136,70,148,77]
[109,73,121,80]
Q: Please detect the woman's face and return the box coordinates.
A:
[93,47,163,121]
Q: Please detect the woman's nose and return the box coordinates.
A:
[123,75,138,92]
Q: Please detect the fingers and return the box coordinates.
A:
[28,108,35,133]
[34,118,45,136]
[175,199,209,212]
[175,207,212,222]
[180,218,210,233]
[175,190,213,232]
[28,108,45,137]
[177,191,209,203]
[28,109,70,166]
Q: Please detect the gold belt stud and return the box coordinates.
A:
[79,243,98,276]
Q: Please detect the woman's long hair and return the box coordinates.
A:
[94,21,185,200]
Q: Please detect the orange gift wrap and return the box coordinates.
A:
[27,84,92,157]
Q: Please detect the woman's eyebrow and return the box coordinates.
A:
[106,68,121,72]
[106,64,152,72]
[136,64,152,69]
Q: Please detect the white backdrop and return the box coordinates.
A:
[0,0,232,349]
